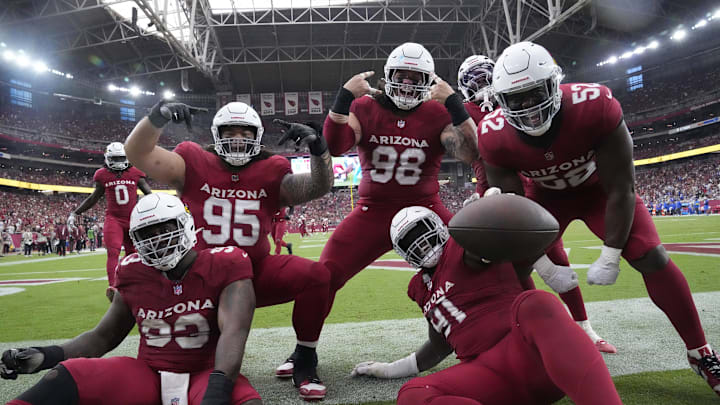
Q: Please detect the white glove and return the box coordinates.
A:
[67,213,76,227]
[533,255,579,293]
[463,193,480,207]
[351,353,418,379]
[483,187,502,197]
[587,245,622,285]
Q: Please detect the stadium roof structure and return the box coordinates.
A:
[0,0,716,94]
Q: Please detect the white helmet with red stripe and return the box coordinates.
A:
[384,42,435,110]
[211,102,264,166]
[390,206,449,269]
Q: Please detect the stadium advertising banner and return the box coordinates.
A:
[285,92,299,115]
[290,155,362,187]
[236,93,251,106]
[260,93,275,115]
[308,91,323,114]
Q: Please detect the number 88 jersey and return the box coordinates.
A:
[351,96,451,204]
[174,141,289,260]
[93,166,146,220]
[477,83,623,195]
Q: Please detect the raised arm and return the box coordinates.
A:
[275,120,334,206]
[431,75,479,165]
[124,101,195,192]
[0,292,135,379]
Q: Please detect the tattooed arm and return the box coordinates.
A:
[440,119,479,165]
[278,150,334,207]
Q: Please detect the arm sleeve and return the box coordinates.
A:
[599,86,624,134]
[323,116,357,156]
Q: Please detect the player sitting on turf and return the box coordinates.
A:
[351,206,622,405]
[0,193,261,405]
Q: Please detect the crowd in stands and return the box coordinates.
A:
[633,131,720,159]
[636,154,720,210]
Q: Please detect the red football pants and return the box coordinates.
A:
[103,216,135,287]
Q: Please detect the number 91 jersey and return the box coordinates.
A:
[116,247,253,373]
[93,166,146,220]
[351,96,450,204]
[477,83,623,194]
[175,141,289,260]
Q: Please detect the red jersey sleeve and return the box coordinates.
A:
[598,85,624,135]
[207,246,254,289]
[92,168,104,184]
[174,141,207,180]
[406,273,425,308]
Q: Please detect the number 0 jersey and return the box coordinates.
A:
[407,238,524,360]
[350,96,450,204]
[174,141,290,261]
[477,83,623,196]
[93,166,146,221]
[115,247,253,373]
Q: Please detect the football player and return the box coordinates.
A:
[351,206,622,405]
[0,193,261,405]
[271,207,293,255]
[125,101,333,400]
[68,142,152,301]
[458,54,616,353]
[318,41,478,336]
[478,41,720,396]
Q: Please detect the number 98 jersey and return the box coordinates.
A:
[174,141,290,260]
[93,166,146,220]
[116,246,253,373]
[477,83,623,195]
[351,96,450,204]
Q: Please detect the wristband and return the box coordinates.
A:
[202,370,233,403]
[309,136,328,157]
[332,87,355,116]
[600,245,622,263]
[388,352,419,377]
[444,93,471,126]
[35,345,64,371]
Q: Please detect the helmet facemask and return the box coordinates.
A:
[130,215,194,272]
[384,69,432,110]
[105,155,129,171]
[211,125,264,166]
[459,63,495,111]
[495,67,562,136]
[393,215,449,269]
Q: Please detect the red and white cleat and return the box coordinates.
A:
[594,339,618,354]
[688,346,720,397]
[275,356,295,378]
[298,378,327,401]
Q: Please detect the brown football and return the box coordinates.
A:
[448,194,559,262]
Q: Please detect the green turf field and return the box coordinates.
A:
[1,215,719,404]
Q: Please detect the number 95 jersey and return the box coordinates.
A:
[115,247,253,373]
[351,96,450,204]
[477,83,623,195]
[174,141,290,260]
[93,166,146,220]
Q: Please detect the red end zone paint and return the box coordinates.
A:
[663,243,720,256]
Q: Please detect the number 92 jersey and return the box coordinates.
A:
[115,246,253,373]
[351,96,450,204]
[477,83,623,195]
[93,166,146,220]
[174,141,290,260]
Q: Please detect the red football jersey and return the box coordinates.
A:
[477,83,623,195]
[116,246,253,373]
[350,96,450,204]
[93,166,146,220]
[407,238,524,360]
[175,142,290,260]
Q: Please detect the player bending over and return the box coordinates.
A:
[0,193,260,405]
[352,206,622,405]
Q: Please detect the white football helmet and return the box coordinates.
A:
[384,42,435,110]
[211,102,264,166]
[390,206,449,269]
[129,193,197,271]
[457,55,495,110]
[104,142,129,171]
[492,41,563,136]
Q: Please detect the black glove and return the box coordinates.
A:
[200,371,233,405]
[274,119,328,156]
[148,100,203,130]
[0,346,62,380]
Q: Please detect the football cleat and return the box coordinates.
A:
[275,353,295,378]
[594,339,618,354]
[287,243,293,255]
[688,347,720,397]
[297,377,327,401]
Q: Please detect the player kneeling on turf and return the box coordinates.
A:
[0,193,262,405]
[351,206,622,405]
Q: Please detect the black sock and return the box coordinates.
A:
[17,364,78,405]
